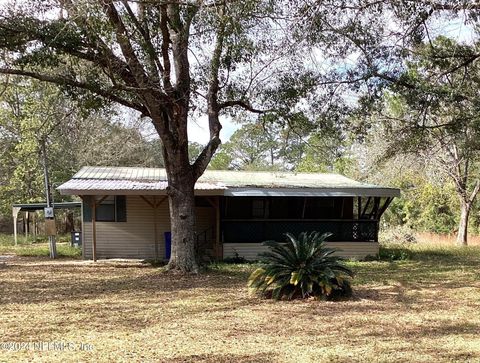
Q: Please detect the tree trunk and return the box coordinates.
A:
[456,200,470,246]
[64,212,74,233]
[166,178,199,273]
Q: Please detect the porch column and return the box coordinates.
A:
[215,196,221,260]
[91,198,97,262]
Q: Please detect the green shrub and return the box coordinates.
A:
[248,232,354,300]
[378,245,411,261]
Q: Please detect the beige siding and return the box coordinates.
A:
[83,196,170,259]
[83,196,216,260]
[223,242,379,261]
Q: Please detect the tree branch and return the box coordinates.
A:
[218,100,273,114]
[101,0,151,90]
[120,0,163,85]
[0,67,148,115]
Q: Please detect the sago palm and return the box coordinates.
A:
[248,231,354,300]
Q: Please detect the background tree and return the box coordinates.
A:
[374,38,480,245]
[0,77,161,217]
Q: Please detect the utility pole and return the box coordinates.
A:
[41,138,57,258]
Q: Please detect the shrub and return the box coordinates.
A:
[378,245,411,261]
[248,232,354,300]
[380,225,417,244]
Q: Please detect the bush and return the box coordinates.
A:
[248,232,354,300]
[378,245,411,261]
[380,225,417,244]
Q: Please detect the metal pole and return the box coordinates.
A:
[41,138,57,259]
[12,207,21,246]
[13,215,18,246]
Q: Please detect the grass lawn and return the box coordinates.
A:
[0,234,81,258]
[1,243,479,362]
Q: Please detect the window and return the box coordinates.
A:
[82,196,127,222]
[96,196,115,221]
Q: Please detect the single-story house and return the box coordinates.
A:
[57,166,400,261]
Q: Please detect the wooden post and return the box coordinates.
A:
[92,198,97,262]
[24,212,28,238]
[90,195,109,262]
[33,212,37,237]
[216,196,221,260]
[357,197,361,220]
[153,196,159,261]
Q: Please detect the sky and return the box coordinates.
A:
[188,116,239,144]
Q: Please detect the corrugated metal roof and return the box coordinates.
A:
[57,166,400,197]
[73,166,167,181]
[57,177,226,196]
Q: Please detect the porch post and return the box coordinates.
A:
[357,197,361,219]
[25,211,29,238]
[91,198,97,262]
[215,196,221,260]
[153,196,159,261]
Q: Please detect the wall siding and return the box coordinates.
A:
[223,242,379,261]
[82,196,216,260]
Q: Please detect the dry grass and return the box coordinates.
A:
[415,232,480,246]
[1,246,480,363]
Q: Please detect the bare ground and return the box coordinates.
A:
[1,249,479,363]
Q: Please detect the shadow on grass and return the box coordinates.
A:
[169,352,277,363]
[378,244,480,264]
[0,262,254,307]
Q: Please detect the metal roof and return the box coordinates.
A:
[12,202,82,212]
[57,178,226,196]
[57,166,400,197]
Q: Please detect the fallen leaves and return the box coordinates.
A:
[0,248,479,363]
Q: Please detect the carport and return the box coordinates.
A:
[12,202,82,245]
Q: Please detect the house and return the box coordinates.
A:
[57,166,400,261]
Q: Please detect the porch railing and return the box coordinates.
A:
[221,219,378,243]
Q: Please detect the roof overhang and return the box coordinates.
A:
[58,189,225,196]
[57,179,226,196]
[12,202,82,211]
[224,187,400,198]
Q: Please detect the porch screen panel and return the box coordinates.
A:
[222,220,377,243]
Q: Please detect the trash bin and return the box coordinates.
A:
[164,232,171,260]
[71,231,82,247]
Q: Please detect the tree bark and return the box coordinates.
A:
[165,170,199,273]
[456,199,470,246]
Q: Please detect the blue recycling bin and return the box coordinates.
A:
[164,232,171,260]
